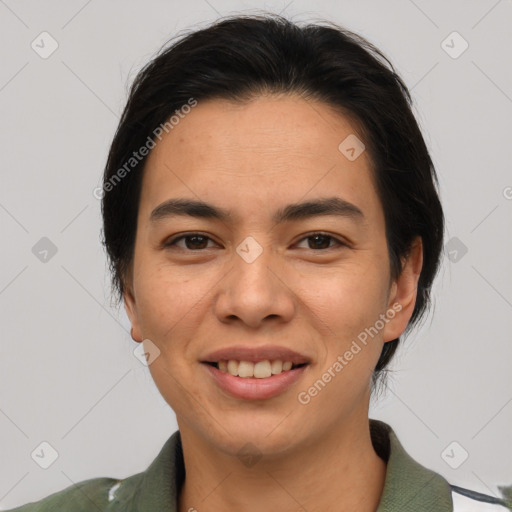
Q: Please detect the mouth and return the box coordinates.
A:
[203,360,308,378]
[200,346,311,399]
[201,352,310,400]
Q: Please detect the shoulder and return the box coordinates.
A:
[1,473,144,512]
[2,431,182,512]
[451,484,511,511]
[370,420,511,511]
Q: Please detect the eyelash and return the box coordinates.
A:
[163,232,348,252]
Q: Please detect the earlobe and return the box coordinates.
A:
[123,285,143,343]
[382,237,423,342]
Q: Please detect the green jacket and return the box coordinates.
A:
[3,419,507,511]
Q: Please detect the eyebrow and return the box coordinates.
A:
[149,196,365,225]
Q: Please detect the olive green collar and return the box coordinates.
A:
[371,419,453,511]
[133,419,453,511]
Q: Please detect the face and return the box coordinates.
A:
[124,94,422,457]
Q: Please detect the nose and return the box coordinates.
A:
[213,240,296,329]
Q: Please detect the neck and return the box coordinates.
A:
[177,415,387,512]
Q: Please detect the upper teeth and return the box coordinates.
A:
[218,359,294,378]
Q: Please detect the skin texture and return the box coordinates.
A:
[123,93,423,512]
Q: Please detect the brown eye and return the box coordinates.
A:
[296,233,346,250]
[165,233,216,250]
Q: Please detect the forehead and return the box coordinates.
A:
[139,94,381,226]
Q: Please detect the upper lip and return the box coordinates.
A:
[202,345,310,365]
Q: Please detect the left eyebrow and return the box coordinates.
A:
[149,196,365,225]
[272,196,365,224]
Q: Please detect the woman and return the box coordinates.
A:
[6,13,510,512]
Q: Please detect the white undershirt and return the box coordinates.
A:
[452,489,509,511]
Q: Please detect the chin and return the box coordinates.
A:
[198,413,307,459]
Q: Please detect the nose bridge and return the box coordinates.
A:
[214,233,295,327]
[232,233,278,297]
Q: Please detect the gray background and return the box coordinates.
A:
[1,0,511,508]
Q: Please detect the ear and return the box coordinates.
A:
[123,281,143,343]
[382,236,423,343]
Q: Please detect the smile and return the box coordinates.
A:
[205,359,307,378]
[202,361,309,400]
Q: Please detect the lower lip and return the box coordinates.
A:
[202,363,308,400]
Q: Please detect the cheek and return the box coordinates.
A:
[304,262,388,334]
[296,268,388,411]
[136,263,209,412]
[146,356,201,425]
[133,259,208,348]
